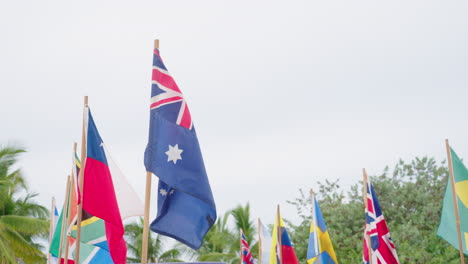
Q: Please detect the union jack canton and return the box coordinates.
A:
[241,230,255,264]
[363,180,399,264]
[144,47,216,250]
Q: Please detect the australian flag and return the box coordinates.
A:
[144,48,217,249]
[363,180,399,264]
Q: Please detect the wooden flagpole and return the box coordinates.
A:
[47,196,56,264]
[141,39,159,264]
[276,205,283,264]
[63,142,78,264]
[258,218,262,264]
[310,189,320,264]
[58,176,71,263]
[75,96,88,264]
[445,139,466,264]
[363,168,373,264]
[240,229,243,264]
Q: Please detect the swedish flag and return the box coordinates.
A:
[307,195,338,264]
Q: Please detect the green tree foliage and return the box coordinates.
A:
[195,203,258,264]
[0,145,49,264]
[288,157,467,264]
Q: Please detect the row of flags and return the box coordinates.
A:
[44,40,468,264]
[240,177,398,264]
[48,109,146,263]
[240,143,468,264]
[239,178,398,264]
[47,41,218,263]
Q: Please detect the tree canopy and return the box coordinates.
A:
[0,145,49,263]
[288,157,466,264]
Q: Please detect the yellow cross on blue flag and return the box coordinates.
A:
[307,195,338,264]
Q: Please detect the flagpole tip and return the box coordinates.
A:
[154,39,159,49]
[84,96,88,106]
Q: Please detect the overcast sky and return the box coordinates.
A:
[1,0,468,243]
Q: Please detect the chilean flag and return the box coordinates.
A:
[82,108,126,264]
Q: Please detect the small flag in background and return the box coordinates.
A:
[363,179,399,264]
[258,219,272,264]
[307,196,338,264]
[437,146,468,254]
[241,229,255,264]
[270,210,299,264]
[49,201,59,264]
[144,47,216,249]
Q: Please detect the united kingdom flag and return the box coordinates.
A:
[149,48,192,129]
[144,47,217,249]
[241,230,255,264]
[363,180,399,264]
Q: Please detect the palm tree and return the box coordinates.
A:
[230,203,258,262]
[196,213,238,264]
[0,145,49,264]
[230,203,256,243]
[125,217,184,263]
[196,204,258,264]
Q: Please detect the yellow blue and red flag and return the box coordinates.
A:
[269,211,299,264]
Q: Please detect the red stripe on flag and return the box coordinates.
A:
[150,97,184,109]
[83,158,126,264]
[179,104,192,129]
[152,69,182,93]
[281,245,299,264]
[60,259,75,264]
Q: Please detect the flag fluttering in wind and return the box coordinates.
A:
[363,179,399,264]
[49,199,59,264]
[258,219,272,264]
[437,146,468,254]
[144,47,216,249]
[81,108,126,264]
[49,176,78,264]
[49,202,65,263]
[241,229,255,264]
[270,209,299,264]
[69,154,112,263]
[307,196,338,264]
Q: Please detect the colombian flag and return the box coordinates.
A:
[269,208,299,264]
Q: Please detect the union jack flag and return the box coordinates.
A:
[363,180,399,264]
[241,230,255,264]
[362,228,370,264]
[150,49,192,129]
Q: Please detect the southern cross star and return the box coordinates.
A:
[165,144,183,164]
